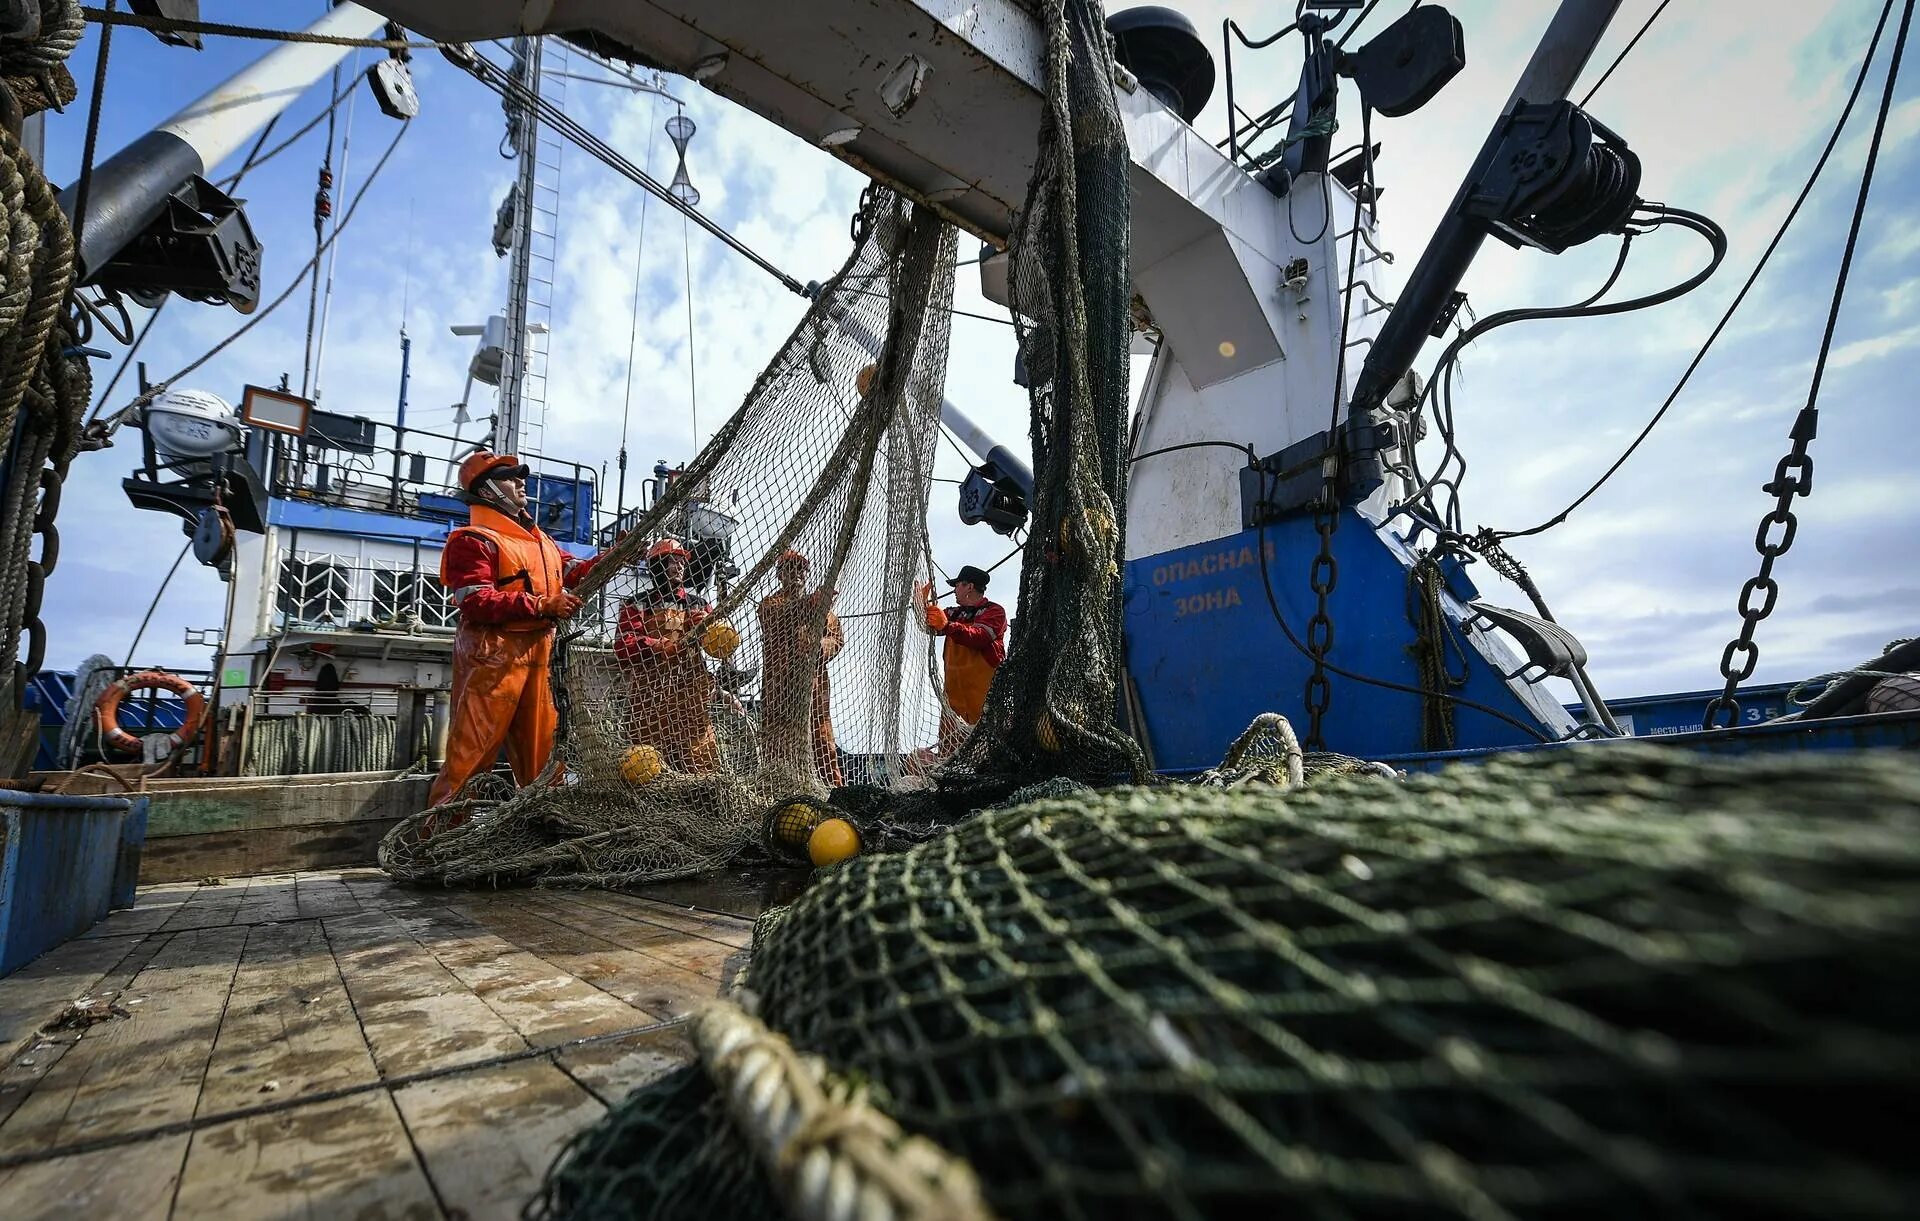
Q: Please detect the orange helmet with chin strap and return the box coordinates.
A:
[646,537,691,562]
[459,451,528,491]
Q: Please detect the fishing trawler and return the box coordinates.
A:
[1,1,1915,1215]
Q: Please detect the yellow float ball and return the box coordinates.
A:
[807,817,861,867]
[1035,711,1063,753]
[702,620,741,660]
[770,802,824,853]
[620,745,664,785]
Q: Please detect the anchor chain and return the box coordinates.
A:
[1303,457,1340,750]
[1702,404,1814,729]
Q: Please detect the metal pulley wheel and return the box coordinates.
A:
[192,504,234,567]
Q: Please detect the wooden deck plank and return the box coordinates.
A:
[324,910,528,1078]
[537,892,746,983]
[0,1130,190,1220]
[0,868,763,1219]
[385,900,654,1046]
[554,1024,699,1105]
[565,888,755,949]
[175,1091,440,1220]
[394,1059,604,1221]
[451,893,733,1023]
[0,931,152,1052]
[0,925,244,1155]
[0,933,171,1131]
[133,881,203,908]
[78,901,182,940]
[154,878,251,933]
[197,919,381,1116]
[294,874,367,921]
[229,873,305,926]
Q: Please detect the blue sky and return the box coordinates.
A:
[38,0,1920,705]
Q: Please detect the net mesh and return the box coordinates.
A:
[379,189,958,885]
[538,744,1920,1220]
[948,0,1146,787]
[381,0,1150,884]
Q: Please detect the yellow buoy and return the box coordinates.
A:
[769,802,825,855]
[620,745,664,785]
[702,620,741,660]
[807,817,861,867]
[1035,711,1063,753]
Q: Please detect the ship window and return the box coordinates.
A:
[371,561,456,628]
[277,554,351,625]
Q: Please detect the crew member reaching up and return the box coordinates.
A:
[918,563,1007,745]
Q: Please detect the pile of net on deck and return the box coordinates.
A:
[379,0,1143,887]
[536,743,1920,1221]
[379,184,960,886]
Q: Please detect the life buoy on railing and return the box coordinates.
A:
[95,670,207,758]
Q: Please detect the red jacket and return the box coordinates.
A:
[440,505,602,626]
[936,598,1006,723]
[940,600,1007,666]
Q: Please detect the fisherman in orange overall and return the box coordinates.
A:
[613,538,724,773]
[428,453,603,813]
[916,563,1008,752]
[756,550,845,787]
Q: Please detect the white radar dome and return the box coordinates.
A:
[145,387,245,459]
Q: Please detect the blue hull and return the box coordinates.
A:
[1122,518,1554,768]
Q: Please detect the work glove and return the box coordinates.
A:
[915,581,945,633]
[539,591,583,620]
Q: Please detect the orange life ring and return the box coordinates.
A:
[95,670,207,758]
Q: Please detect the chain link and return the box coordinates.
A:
[1302,458,1340,749]
[1703,404,1816,729]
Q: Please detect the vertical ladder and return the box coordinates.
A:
[524,40,567,457]
[496,37,566,458]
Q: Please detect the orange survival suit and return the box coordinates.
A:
[757,582,845,787]
[613,555,721,773]
[428,463,601,810]
[925,596,1007,724]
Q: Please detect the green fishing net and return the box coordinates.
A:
[539,743,1920,1220]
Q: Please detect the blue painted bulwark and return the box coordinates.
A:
[23,670,194,771]
[1378,709,1920,772]
[268,470,599,549]
[1566,683,1796,737]
[1123,515,1561,768]
[0,791,149,977]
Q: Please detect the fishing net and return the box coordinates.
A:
[381,0,1149,885]
[537,743,1920,1221]
[379,188,958,885]
[948,0,1147,787]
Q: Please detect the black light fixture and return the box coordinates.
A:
[1107,7,1216,124]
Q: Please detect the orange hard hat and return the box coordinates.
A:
[777,549,808,568]
[458,451,527,491]
[646,537,691,562]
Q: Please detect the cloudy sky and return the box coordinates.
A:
[39,0,1918,709]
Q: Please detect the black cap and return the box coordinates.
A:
[479,462,531,485]
[948,565,990,590]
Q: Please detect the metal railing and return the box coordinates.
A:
[274,538,459,633]
[248,414,601,546]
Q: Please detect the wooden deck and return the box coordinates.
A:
[0,870,754,1219]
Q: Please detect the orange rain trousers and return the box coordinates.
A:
[427,624,556,810]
